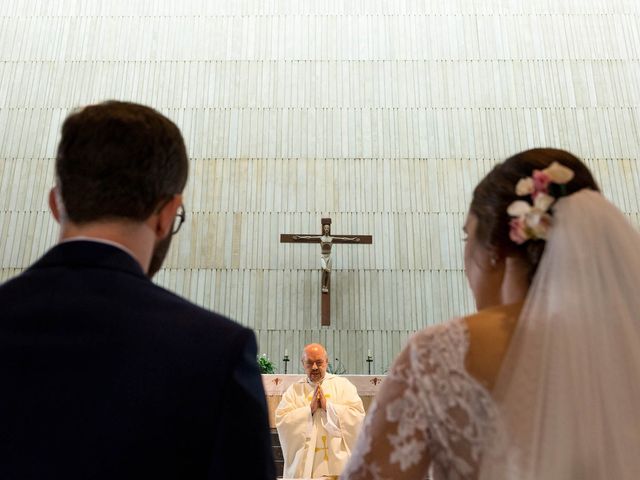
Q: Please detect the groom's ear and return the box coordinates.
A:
[149,194,182,239]
[49,186,64,223]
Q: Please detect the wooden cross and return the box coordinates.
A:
[280,218,373,326]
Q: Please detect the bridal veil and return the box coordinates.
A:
[479,189,640,479]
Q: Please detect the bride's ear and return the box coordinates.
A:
[487,246,505,270]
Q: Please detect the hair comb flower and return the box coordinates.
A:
[507,162,574,244]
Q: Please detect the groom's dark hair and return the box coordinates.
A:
[55,100,188,224]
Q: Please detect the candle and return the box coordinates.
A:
[367,349,372,358]
[285,349,288,356]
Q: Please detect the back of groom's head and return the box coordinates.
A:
[56,101,189,223]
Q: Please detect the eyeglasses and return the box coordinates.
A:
[304,360,326,369]
[171,204,186,235]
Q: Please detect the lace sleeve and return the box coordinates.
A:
[341,339,431,480]
[342,318,502,480]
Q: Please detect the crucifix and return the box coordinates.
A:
[280,218,373,326]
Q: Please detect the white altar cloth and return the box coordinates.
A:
[262,374,386,397]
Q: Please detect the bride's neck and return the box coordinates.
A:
[500,256,530,305]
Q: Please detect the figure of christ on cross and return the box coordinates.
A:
[280,218,372,326]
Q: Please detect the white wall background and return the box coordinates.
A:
[1,0,639,373]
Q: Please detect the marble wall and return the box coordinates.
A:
[1,0,639,373]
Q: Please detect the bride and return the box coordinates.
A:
[342,148,640,479]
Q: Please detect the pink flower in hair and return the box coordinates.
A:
[509,217,529,244]
[507,162,576,245]
[532,170,551,197]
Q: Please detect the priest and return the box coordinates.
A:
[275,343,365,479]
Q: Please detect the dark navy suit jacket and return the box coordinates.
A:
[0,240,275,480]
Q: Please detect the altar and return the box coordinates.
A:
[262,374,385,427]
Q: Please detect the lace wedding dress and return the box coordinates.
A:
[343,190,640,480]
[342,317,504,480]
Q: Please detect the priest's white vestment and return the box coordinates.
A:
[275,374,365,478]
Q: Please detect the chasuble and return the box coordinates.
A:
[275,374,365,478]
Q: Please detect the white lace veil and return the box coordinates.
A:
[479,189,640,479]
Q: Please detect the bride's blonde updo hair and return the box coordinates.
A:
[470,148,599,281]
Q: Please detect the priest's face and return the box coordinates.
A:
[302,345,328,383]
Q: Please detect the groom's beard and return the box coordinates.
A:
[147,233,174,279]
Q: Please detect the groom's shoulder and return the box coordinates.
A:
[145,282,249,336]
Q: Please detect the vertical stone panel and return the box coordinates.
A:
[1,0,639,372]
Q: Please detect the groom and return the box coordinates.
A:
[0,101,275,480]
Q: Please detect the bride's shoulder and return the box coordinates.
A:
[464,302,522,343]
[408,316,467,347]
[403,316,470,366]
[404,303,523,386]
[465,302,523,389]
[409,302,521,344]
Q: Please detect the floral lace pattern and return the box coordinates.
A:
[343,318,504,480]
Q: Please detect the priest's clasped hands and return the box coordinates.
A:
[310,384,327,414]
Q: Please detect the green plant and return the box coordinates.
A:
[257,353,275,374]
